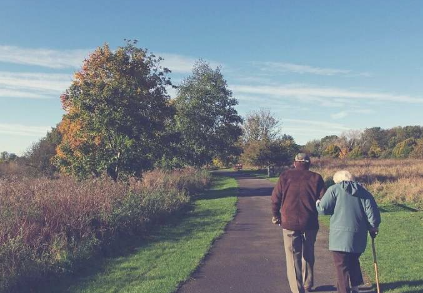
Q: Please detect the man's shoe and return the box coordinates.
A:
[305,287,313,292]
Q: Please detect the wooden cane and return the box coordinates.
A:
[371,236,381,293]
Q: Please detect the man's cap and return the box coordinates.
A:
[294,153,310,163]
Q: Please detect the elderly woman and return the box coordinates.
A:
[316,171,381,293]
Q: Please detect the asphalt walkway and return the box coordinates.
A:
[177,172,340,293]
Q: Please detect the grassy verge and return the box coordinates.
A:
[42,175,238,293]
[320,205,423,293]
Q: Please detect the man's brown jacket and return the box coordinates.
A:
[271,166,326,231]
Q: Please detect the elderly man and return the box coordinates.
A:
[316,170,381,293]
[271,153,326,293]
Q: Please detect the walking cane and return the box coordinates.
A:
[371,233,381,293]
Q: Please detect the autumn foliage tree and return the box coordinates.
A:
[54,42,173,180]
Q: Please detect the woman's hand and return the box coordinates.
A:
[369,227,379,238]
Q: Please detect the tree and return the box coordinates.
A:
[410,139,423,159]
[54,41,173,180]
[25,127,62,177]
[392,138,417,158]
[302,139,322,158]
[240,110,297,175]
[320,135,338,154]
[322,144,341,158]
[368,142,383,158]
[174,60,242,167]
[241,139,290,170]
[0,151,18,162]
[347,146,364,159]
[242,109,279,142]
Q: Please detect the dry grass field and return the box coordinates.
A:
[312,158,423,209]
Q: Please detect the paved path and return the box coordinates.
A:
[177,173,339,293]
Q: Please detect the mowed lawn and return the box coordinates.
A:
[43,175,237,293]
[359,206,423,293]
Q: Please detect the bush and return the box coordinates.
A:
[322,144,341,158]
[0,168,211,292]
[392,138,416,158]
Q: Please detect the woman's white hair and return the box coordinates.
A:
[333,170,354,183]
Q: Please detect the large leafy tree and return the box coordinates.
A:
[55,41,173,180]
[174,60,242,167]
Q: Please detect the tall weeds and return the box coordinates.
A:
[0,168,211,292]
[312,158,423,208]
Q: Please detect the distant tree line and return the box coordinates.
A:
[303,126,423,159]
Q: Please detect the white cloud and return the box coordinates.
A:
[0,123,51,137]
[0,45,90,69]
[281,119,352,144]
[331,111,348,119]
[254,61,371,77]
[283,118,350,131]
[0,89,48,99]
[230,84,423,105]
[330,108,375,120]
[159,53,198,74]
[159,52,223,74]
[0,71,72,99]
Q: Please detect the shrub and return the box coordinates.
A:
[322,144,341,158]
[392,138,416,158]
[0,168,211,292]
[347,146,364,159]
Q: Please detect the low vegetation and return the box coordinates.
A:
[0,168,211,293]
[38,175,237,293]
[360,206,423,293]
[313,158,423,209]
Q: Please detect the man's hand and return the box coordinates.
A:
[369,227,379,238]
[272,216,281,225]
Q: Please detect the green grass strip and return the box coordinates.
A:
[44,175,237,293]
[360,210,423,293]
[320,206,423,293]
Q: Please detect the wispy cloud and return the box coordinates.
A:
[255,61,371,77]
[0,123,51,137]
[331,111,349,119]
[0,71,72,99]
[231,84,423,105]
[281,118,351,144]
[0,44,223,77]
[330,108,375,120]
[159,52,223,74]
[0,45,90,69]
[284,118,350,131]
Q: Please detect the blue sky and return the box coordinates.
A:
[1,0,423,154]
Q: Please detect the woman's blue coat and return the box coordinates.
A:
[316,181,381,253]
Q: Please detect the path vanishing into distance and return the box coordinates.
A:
[178,172,359,293]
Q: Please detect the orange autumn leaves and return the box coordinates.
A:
[54,42,173,179]
[55,45,114,173]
